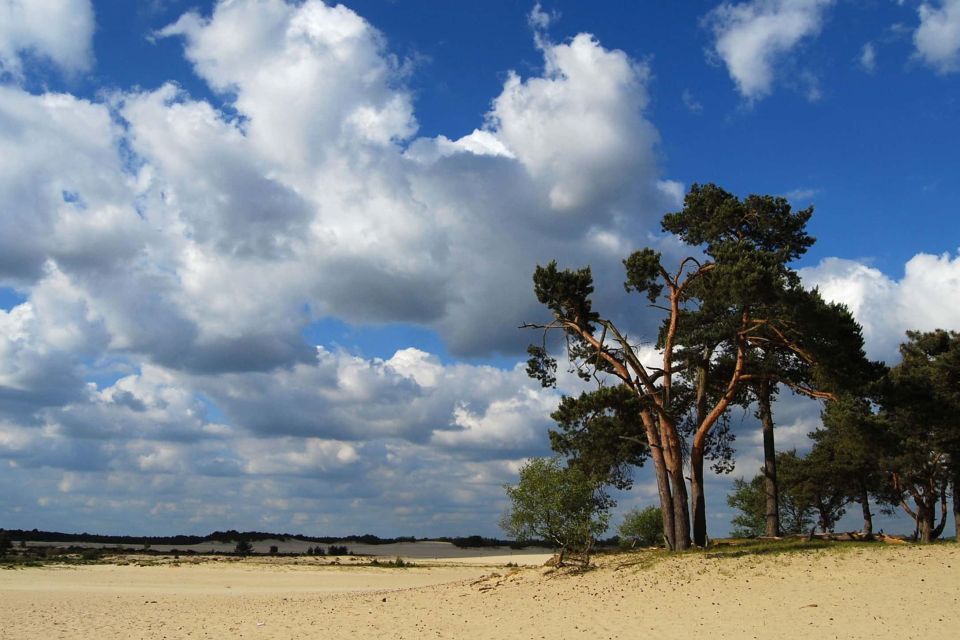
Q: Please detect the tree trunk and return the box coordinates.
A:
[914,493,937,544]
[690,359,710,548]
[758,381,780,538]
[670,461,692,550]
[954,476,960,544]
[859,485,873,538]
[663,429,691,551]
[918,503,934,544]
[652,442,676,550]
[640,410,676,550]
[691,443,707,547]
[932,485,948,540]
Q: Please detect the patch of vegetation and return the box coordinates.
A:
[501,457,610,568]
[698,537,881,559]
[0,528,421,549]
[369,556,412,568]
[618,506,663,548]
[0,546,117,569]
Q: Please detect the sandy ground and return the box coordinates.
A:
[22,539,554,564]
[1,545,957,639]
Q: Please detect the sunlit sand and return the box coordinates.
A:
[2,544,956,639]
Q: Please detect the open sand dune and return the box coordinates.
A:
[23,538,554,564]
[1,545,957,639]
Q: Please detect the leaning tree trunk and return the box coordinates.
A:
[688,320,747,548]
[652,435,677,550]
[757,380,780,538]
[640,409,677,550]
[691,359,710,548]
[669,454,692,550]
[662,423,691,550]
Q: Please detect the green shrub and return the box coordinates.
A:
[500,457,611,567]
[82,549,101,560]
[618,506,663,548]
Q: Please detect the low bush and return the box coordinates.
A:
[618,506,663,548]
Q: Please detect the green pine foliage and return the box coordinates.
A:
[727,452,818,538]
[727,477,767,538]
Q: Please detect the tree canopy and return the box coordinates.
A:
[525,183,866,550]
[525,183,955,551]
[877,330,960,542]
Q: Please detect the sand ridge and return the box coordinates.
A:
[1,545,957,639]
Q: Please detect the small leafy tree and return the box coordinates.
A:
[727,452,816,537]
[234,539,253,555]
[727,476,766,538]
[811,396,891,536]
[501,457,610,566]
[618,506,664,548]
[778,449,847,534]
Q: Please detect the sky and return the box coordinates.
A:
[0,0,958,539]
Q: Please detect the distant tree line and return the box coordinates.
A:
[0,529,419,547]
[0,528,563,552]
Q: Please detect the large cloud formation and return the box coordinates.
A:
[0,0,678,535]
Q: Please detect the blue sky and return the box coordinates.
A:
[0,0,958,539]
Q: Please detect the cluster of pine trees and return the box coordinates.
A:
[525,183,958,550]
[730,330,959,543]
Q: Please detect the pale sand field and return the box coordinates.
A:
[22,539,554,564]
[1,545,957,639]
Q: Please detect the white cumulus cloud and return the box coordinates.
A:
[801,252,960,361]
[0,0,95,79]
[914,0,960,73]
[705,0,834,100]
[488,33,658,212]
